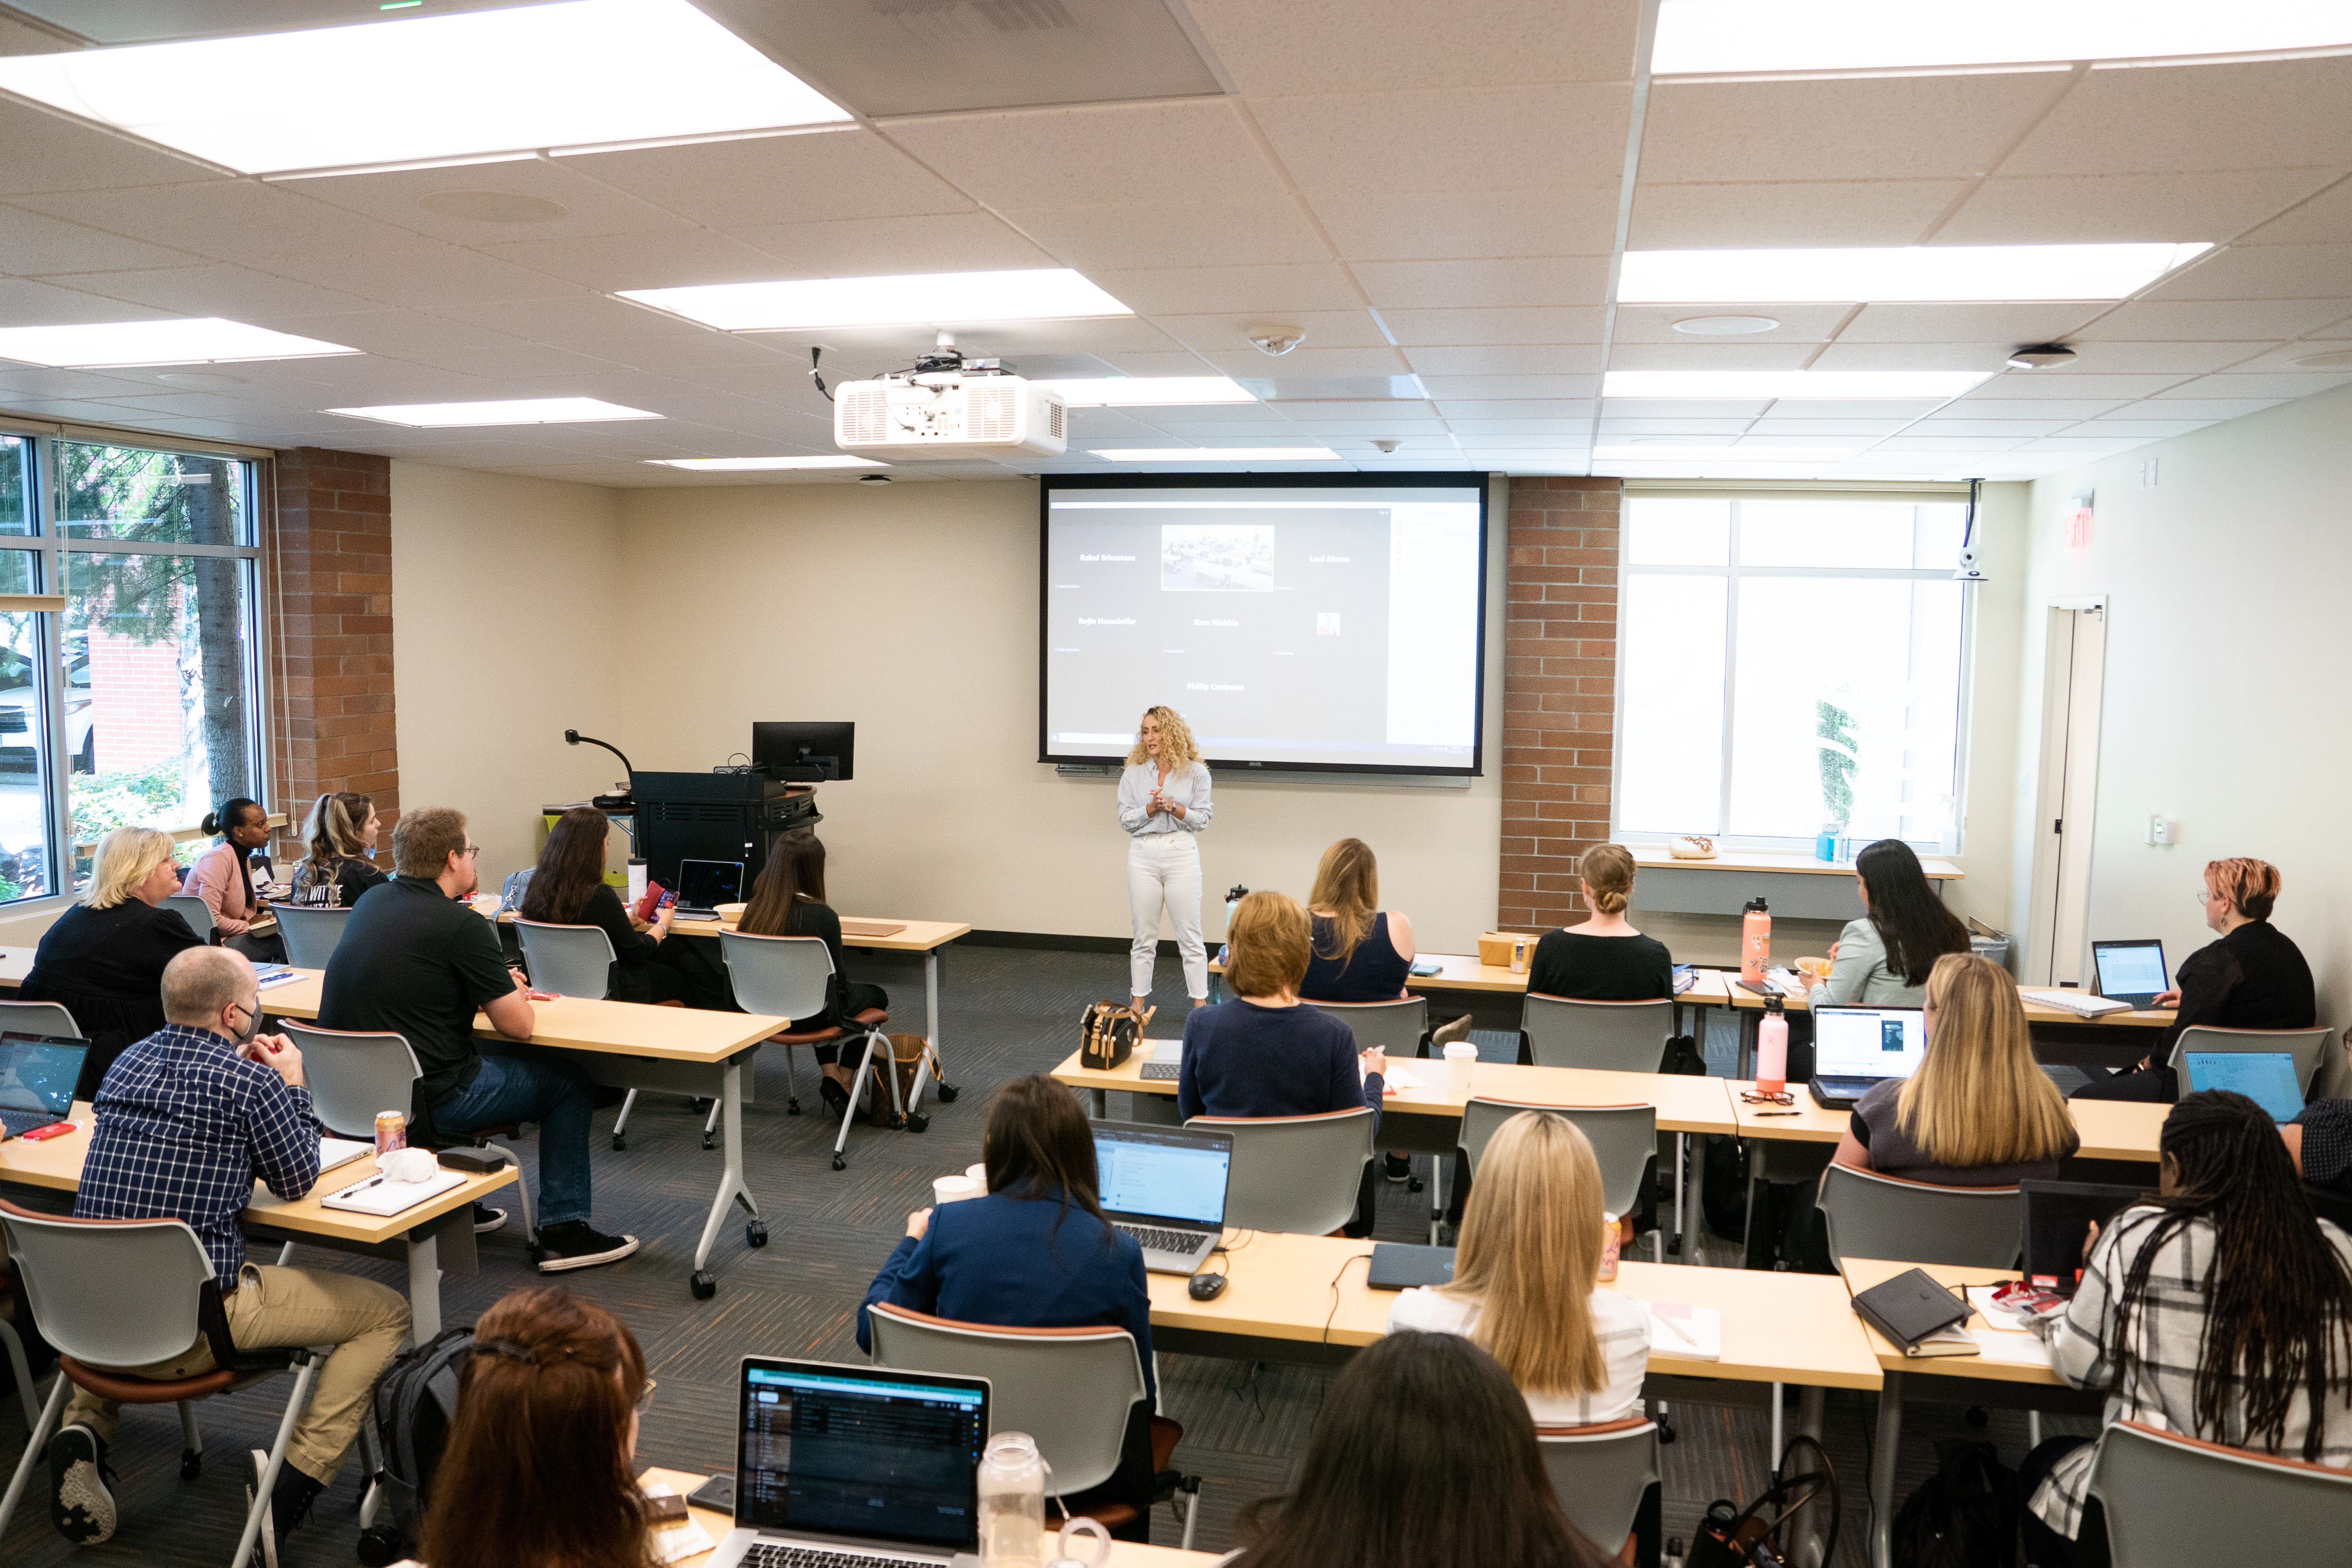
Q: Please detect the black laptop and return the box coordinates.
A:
[0,1034,88,1138]
[673,858,744,918]
[2020,1179,2153,1294]
[1807,1005,1928,1110]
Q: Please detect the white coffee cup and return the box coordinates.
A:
[965,1162,988,1188]
[1444,1038,1478,1093]
[933,1174,981,1207]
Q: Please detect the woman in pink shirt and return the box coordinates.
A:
[182,796,285,962]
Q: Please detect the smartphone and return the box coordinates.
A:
[686,1473,734,1513]
[21,1121,77,1140]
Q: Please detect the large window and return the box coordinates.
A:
[0,427,266,905]
[1615,493,1970,852]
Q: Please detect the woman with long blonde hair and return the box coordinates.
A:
[1118,704,1213,1010]
[1386,1111,1650,1423]
[289,790,387,908]
[21,826,206,1098]
[1830,952,2078,1184]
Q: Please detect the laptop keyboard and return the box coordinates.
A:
[0,1107,62,1136]
[1115,1223,1207,1255]
[743,1545,935,1568]
[1137,1060,1181,1080]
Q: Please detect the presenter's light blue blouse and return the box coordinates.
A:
[1118,760,1213,836]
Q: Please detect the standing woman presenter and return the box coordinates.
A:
[1120,705,1213,1011]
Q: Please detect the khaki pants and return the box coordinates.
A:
[64,1263,409,1486]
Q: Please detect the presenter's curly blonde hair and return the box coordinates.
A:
[1124,705,1201,769]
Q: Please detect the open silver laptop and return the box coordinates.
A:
[1806,1005,1928,1110]
[704,1358,988,1568]
[2092,939,2169,1009]
[1092,1120,1231,1274]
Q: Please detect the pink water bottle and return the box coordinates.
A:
[1740,896,1772,987]
[1756,994,1789,1095]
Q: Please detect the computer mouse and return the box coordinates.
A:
[1188,1271,1228,1301]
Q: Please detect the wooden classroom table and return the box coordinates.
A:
[1725,1078,2169,1163]
[1203,951,1731,1043]
[0,1101,517,1340]
[1718,971,2175,1075]
[261,969,787,1300]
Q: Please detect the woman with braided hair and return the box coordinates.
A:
[2020,1090,2352,1566]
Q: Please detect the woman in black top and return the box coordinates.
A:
[519,806,682,1004]
[738,829,887,1118]
[2076,856,2315,1104]
[1527,843,1673,1001]
[288,790,389,908]
[1300,838,1416,1002]
[22,826,205,1098]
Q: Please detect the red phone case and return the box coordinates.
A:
[21,1121,76,1140]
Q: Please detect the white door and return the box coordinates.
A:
[2026,604,2106,985]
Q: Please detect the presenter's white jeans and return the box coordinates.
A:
[1127,832,1206,1001]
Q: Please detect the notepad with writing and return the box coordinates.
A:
[1853,1267,1978,1357]
[1637,1299,1721,1360]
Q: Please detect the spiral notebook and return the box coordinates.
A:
[320,1167,465,1216]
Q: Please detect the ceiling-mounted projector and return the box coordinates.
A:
[833,334,1067,459]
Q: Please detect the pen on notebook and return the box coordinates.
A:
[1754,1110,1803,1117]
[1650,1310,1700,1349]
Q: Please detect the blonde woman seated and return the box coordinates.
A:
[1830,952,2079,1187]
[1386,1111,1650,1424]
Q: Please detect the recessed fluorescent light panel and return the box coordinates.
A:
[1036,378,1255,407]
[328,398,660,426]
[0,0,849,177]
[621,270,1132,331]
[647,456,887,471]
[1652,0,2352,75]
[0,318,358,368]
[1604,371,1993,399]
[1620,244,2211,303]
[1090,448,1339,462]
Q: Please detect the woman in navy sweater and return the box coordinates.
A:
[858,1074,1156,1535]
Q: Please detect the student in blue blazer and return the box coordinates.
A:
[858,1073,1155,1535]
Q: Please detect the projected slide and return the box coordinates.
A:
[1041,478,1486,774]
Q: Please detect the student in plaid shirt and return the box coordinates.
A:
[46,946,409,1558]
[2021,1090,2352,1566]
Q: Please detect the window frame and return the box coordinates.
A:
[0,417,276,912]
[1610,488,1980,858]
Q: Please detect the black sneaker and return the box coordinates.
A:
[533,1220,641,1273]
[472,1202,508,1234]
[48,1422,115,1544]
[1383,1153,1414,1184]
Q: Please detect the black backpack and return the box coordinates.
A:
[1892,1438,2018,1568]
[355,1325,476,1566]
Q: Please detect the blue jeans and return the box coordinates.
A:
[432,1049,594,1228]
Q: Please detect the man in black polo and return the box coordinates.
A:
[320,806,636,1272]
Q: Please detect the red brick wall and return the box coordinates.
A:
[269,449,396,865]
[1498,477,1623,930]
[89,620,183,770]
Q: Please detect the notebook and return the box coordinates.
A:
[319,1166,465,1216]
[1093,1120,1231,1274]
[2182,1050,2304,1121]
[1366,1242,1458,1290]
[2019,988,2135,1018]
[838,918,907,939]
[2090,939,2169,1009]
[1638,1300,1722,1361]
[1852,1267,1978,1357]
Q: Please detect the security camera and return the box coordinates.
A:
[1246,325,1306,357]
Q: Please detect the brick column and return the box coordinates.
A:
[269,448,397,863]
[1498,477,1623,930]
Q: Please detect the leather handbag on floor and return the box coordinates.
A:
[1081,999,1154,1071]
[869,1034,942,1127]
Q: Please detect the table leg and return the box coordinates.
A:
[689,1058,761,1294]
[405,1230,441,1342]
[1739,1007,1756,1081]
[1770,1381,1783,1469]
[903,946,948,1115]
[1673,1132,1688,1261]
[1871,1371,1903,1568]
[1089,1087,1108,1119]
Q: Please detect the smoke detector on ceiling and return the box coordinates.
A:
[1371,440,1402,454]
[2006,344,2077,370]
[1246,324,1306,357]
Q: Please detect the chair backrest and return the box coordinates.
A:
[164,892,216,939]
[1303,996,1428,1055]
[0,1198,216,1369]
[2088,1419,2352,1566]
[1459,1099,1658,1219]
[1185,1107,1376,1235]
[1819,1163,2021,1269]
[1521,994,1675,1073]
[281,1021,424,1140]
[274,903,356,968]
[717,930,835,1023]
[1536,1419,1660,1554]
[0,999,83,1040]
[865,1304,1145,1495]
[513,918,618,999]
[2167,1024,2337,1094]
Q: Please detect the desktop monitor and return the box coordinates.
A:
[754,721,855,782]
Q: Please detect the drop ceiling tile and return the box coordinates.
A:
[2234,179,2352,247]
[1737,417,1913,435]
[1964,372,2188,400]
[35,262,387,318]
[2180,371,2352,400]
[283,160,693,245]
[1599,398,1772,418]
[9,182,439,266]
[1864,435,2028,452]
[1758,398,1954,418]
[1184,0,1637,93]
[1435,399,1598,420]
[2001,59,2352,178]
[1405,345,1606,375]
[2080,418,2222,436]
[1807,342,2017,371]
[1381,306,1607,345]
[1417,377,1601,402]
[1445,419,1592,436]
[1092,350,1225,376]
[1629,180,1963,249]
[1311,190,1619,262]
[1151,309,1390,353]
[993,202,1327,271]
[1352,257,1612,311]
[1611,303,1851,342]
[1607,341,1819,370]
[2140,243,2352,303]
[0,99,220,197]
[0,277,169,328]
[1934,170,2339,247]
[1250,87,1631,198]
[1131,404,1292,428]
[566,129,973,228]
[2074,298,2352,340]
[2129,397,2290,420]
[0,367,175,399]
[482,228,814,292]
[884,101,1283,211]
[1924,398,2129,420]
[0,206,204,274]
[1871,418,2069,437]
[2009,437,2155,453]
[2037,341,2275,374]
[1836,302,2096,344]
[1595,418,1755,434]
[1252,399,1432,420]
[1084,263,1362,316]
[1286,416,1450,432]
[1199,347,1409,377]
[1641,74,2064,184]
[266,246,587,308]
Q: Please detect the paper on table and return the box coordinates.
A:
[1635,1299,1722,1360]
[1970,1327,2055,1367]
[1381,1062,1428,1091]
[640,1483,715,1565]
[1967,1286,2044,1330]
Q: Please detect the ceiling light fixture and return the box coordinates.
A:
[327,397,660,426]
[1033,378,1255,407]
[2005,344,2078,370]
[619,270,1132,332]
[1651,0,2352,76]
[0,0,850,177]
[646,456,887,471]
[1090,447,1340,462]
[0,318,358,368]
[1670,316,1783,335]
[1604,370,1993,399]
[1621,244,2210,303]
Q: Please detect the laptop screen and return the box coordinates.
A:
[0,1035,87,1116]
[1093,1123,1230,1228]
[1812,1007,1928,1081]
[736,1360,986,1551]
[2093,940,2168,999]
[675,860,743,909]
[2182,1051,2304,1122]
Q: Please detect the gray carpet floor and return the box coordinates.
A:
[0,948,2091,1566]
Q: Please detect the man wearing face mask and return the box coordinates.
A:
[46,945,411,1556]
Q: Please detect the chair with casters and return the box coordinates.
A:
[2086,1418,2352,1566]
[1522,993,1677,1073]
[272,904,355,969]
[1185,1106,1376,1236]
[0,1258,42,1430]
[513,918,694,1150]
[1536,1418,1661,1562]
[1818,1163,2020,1269]
[865,1303,1201,1550]
[164,893,217,943]
[0,1199,323,1568]
[719,930,902,1171]
[279,1021,534,1242]
[2166,1024,2337,1094]
[1452,1098,1663,1259]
